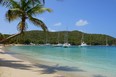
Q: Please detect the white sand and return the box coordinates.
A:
[0,46,61,77]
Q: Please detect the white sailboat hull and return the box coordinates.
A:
[53,43,63,47]
[79,42,88,47]
[63,43,71,48]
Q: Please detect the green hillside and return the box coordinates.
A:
[0,30,116,45]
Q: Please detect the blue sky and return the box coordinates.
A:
[0,0,116,38]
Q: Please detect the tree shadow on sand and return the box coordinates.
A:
[0,58,85,74]
[0,51,19,55]
[34,64,85,74]
[0,52,5,54]
[0,59,32,70]
[93,75,107,77]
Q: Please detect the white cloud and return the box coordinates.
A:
[49,28,56,32]
[76,19,88,26]
[78,29,83,32]
[54,22,62,26]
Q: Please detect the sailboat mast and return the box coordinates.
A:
[106,37,108,46]
[57,32,60,43]
[64,31,68,43]
[64,26,69,43]
[81,33,84,43]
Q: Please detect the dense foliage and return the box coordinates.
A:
[0,30,116,45]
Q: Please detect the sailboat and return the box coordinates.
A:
[106,37,109,46]
[63,42,71,48]
[53,32,62,47]
[63,31,71,48]
[44,32,51,46]
[79,34,88,47]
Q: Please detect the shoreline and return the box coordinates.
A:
[0,46,62,77]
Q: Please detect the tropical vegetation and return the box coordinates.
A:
[0,30,116,45]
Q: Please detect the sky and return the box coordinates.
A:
[0,0,116,38]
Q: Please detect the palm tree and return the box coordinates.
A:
[0,0,52,43]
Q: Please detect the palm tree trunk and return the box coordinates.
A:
[0,33,21,44]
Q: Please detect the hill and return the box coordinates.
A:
[0,30,116,45]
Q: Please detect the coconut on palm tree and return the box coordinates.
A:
[0,0,52,43]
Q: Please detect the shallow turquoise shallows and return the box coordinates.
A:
[6,46,116,77]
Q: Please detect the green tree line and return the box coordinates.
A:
[0,30,116,45]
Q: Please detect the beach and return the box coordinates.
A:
[0,46,61,77]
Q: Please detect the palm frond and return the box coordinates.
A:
[36,7,52,13]
[27,4,52,15]
[0,0,9,4]
[39,0,45,5]
[20,0,27,9]
[0,0,10,6]
[9,0,20,8]
[0,0,19,8]
[29,16,48,31]
[6,8,22,22]
[23,0,32,11]
[30,0,42,6]
[43,0,45,4]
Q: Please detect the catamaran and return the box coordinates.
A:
[80,41,87,46]
[79,33,88,47]
[106,37,109,46]
[44,32,51,46]
[63,31,71,48]
[63,42,71,48]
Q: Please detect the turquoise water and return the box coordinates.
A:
[6,46,116,77]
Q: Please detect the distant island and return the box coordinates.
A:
[0,30,116,45]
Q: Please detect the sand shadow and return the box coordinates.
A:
[0,59,32,70]
[0,50,19,55]
[34,64,85,74]
[93,74,107,77]
[0,52,5,54]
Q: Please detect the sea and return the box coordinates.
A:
[5,45,116,77]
